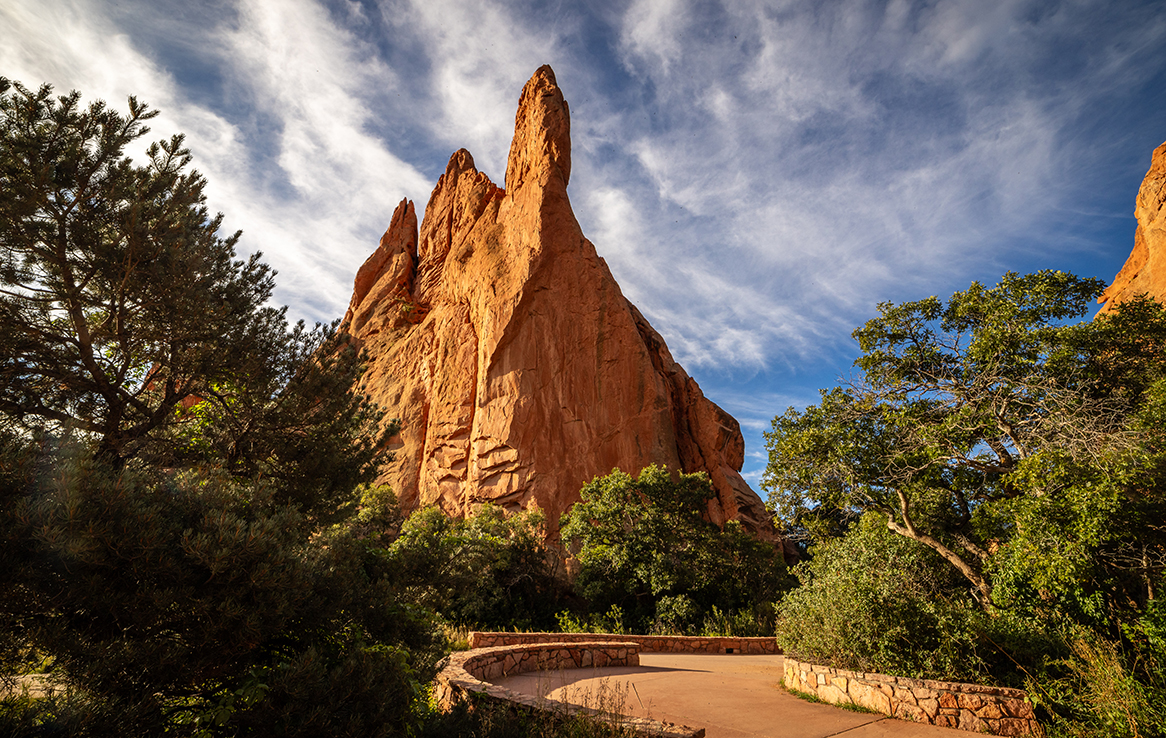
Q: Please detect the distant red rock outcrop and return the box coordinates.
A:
[341,65,773,538]
[1099,140,1166,313]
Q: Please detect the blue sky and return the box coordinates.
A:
[3,0,1165,487]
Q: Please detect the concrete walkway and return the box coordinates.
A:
[493,653,971,738]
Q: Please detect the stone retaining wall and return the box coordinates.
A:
[470,631,778,654]
[783,657,1042,736]
[435,641,704,738]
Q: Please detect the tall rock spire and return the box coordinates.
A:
[505,64,571,194]
[341,66,775,539]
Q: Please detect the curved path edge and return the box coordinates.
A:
[435,641,705,738]
[442,633,1042,737]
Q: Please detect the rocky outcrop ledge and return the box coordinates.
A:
[783,657,1041,736]
[435,641,703,738]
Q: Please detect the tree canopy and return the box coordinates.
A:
[561,465,789,634]
[1,79,263,459]
[764,271,1166,610]
[764,271,1166,734]
[0,77,384,518]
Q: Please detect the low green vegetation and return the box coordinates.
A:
[780,683,880,714]
[384,503,566,631]
[764,271,1166,736]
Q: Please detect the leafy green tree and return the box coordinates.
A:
[764,271,1166,609]
[561,465,789,634]
[1,78,257,461]
[385,504,564,630]
[764,271,1166,735]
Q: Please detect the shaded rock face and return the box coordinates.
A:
[1099,140,1166,313]
[342,65,772,537]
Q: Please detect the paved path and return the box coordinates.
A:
[494,653,970,738]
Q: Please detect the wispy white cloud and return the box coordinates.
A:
[619,0,690,75]
[3,0,1163,380]
[209,0,433,316]
[0,1,189,139]
[563,0,1166,373]
[1,0,435,323]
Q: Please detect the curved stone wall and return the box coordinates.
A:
[783,657,1041,737]
[435,641,704,738]
[470,631,778,654]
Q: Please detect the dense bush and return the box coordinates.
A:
[1046,610,1166,737]
[0,436,443,736]
[775,513,1062,686]
[561,465,791,635]
[384,504,566,631]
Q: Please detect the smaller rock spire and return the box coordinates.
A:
[341,198,418,333]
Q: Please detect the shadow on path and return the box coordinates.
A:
[493,653,972,738]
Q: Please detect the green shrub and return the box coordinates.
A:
[556,605,628,635]
[1038,607,1166,738]
[561,466,791,634]
[0,438,443,737]
[777,514,1007,683]
[701,604,776,637]
[385,504,566,630]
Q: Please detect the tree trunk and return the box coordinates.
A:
[886,516,994,609]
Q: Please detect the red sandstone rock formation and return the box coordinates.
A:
[1099,140,1166,313]
[341,65,772,537]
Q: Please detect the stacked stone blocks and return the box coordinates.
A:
[783,657,1041,736]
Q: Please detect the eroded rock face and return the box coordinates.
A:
[1099,140,1166,313]
[343,65,773,537]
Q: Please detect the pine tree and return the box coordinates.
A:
[0,78,385,516]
